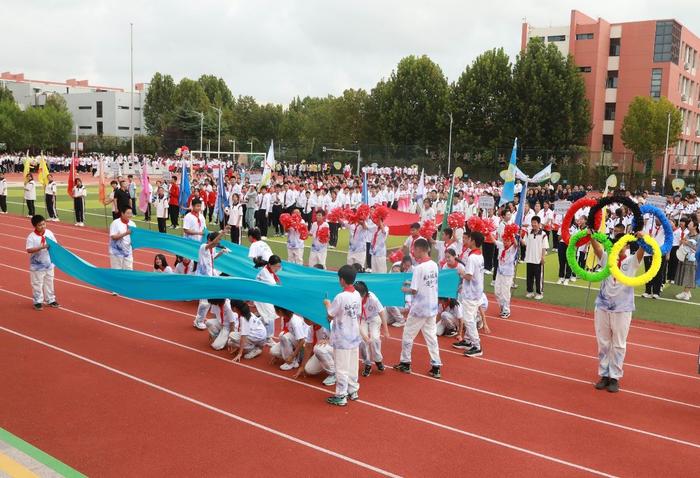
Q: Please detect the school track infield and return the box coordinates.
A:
[1,213,699,477]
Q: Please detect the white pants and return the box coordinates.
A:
[304,343,335,375]
[359,317,383,364]
[196,300,210,323]
[308,249,327,268]
[333,347,359,397]
[386,306,405,325]
[206,320,230,350]
[270,332,297,362]
[436,311,459,336]
[347,251,365,266]
[109,255,133,270]
[228,332,265,352]
[400,315,442,366]
[371,255,387,273]
[460,298,481,349]
[30,269,55,304]
[287,247,303,265]
[494,273,513,314]
[254,302,277,339]
[594,309,632,379]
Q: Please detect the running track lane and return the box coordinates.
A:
[0,284,696,478]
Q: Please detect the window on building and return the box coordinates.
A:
[118,126,130,130]
[650,68,663,98]
[604,103,616,121]
[79,126,92,130]
[118,105,129,110]
[96,101,103,118]
[78,106,92,110]
[606,71,619,88]
[135,127,141,131]
[576,33,594,40]
[547,35,566,42]
[653,20,681,63]
[602,135,614,151]
[578,66,592,73]
[97,121,103,136]
[134,107,141,111]
[609,38,621,56]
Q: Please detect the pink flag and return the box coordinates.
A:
[138,160,152,213]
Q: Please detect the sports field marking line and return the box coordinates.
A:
[1,259,696,387]
[3,214,698,340]
[2,259,698,405]
[0,450,39,478]
[0,289,697,459]
[0,325,401,478]
[0,290,626,476]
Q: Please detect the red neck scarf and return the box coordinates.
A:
[34,229,46,246]
[468,249,482,257]
[120,217,130,225]
[372,226,384,248]
[192,211,201,227]
[409,234,419,257]
[182,262,191,274]
[360,294,369,320]
[416,256,431,264]
[500,243,513,261]
[266,265,280,283]
[343,285,355,293]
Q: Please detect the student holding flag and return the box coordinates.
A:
[44,174,58,221]
[72,178,87,227]
[24,172,37,217]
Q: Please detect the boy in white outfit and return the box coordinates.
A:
[229,300,268,361]
[494,227,517,318]
[393,238,443,378]
[452,231,485,357]
[294,324,336,387]
[355,281,390,377]
[205,298,239,350]
[270,308,311,371]
[323,265,362,406]
[309,211,330,268]
[368,216,389,273]
[26,215,59,310]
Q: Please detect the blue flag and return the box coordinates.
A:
[514,181,528,228]
[214,166,229,223]
[499,138,518,206]
[178,163,190,215]
[362,171,369,205]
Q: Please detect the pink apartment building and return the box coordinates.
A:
[522,10,700,178]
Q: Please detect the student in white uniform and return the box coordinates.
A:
[590,230,645,393]
[494,227,518,318]
[229,300,268,361]
[286,210,305,264]
[151,186,169,233]
[401,223,424,265]
[346,219,368,266]
[436,298,462,337]
[153,254,173,273]
[0,172,7,213]
[183,198,206,242]
[247,228,273,266]
[254,255,282,345]
[393,238,442,378]
[205,298,239,350]
[270,308,311,370]
[522,216,549,299]
[309,211,330,268]
[45,175,58,221]
[368,215,389,273]
[226,193,244,244]
[109,208,136,270]
[354,281,390,377]
[174,256,194,274]
[452,231,485,357]
[24,174,37,217]
[193,228,230,330]
[323,265,362,407]
[294,324,336,387]
[26,215,59,310]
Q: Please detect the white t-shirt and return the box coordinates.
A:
[460,251,484,301]
[183,212,206,242]
[248,241,273,262]
[26,230,57,271]
[595,252,641,313]
[196,243,217,277]
[174,261,194,274]
[211,299,238,330]
[286,314,311,342]
[240,313,267,342]
[360,292,385,321]
[523,230,549,264]
[24,181,36,200]
[109,219,136,258]
[327,289,362,350]
[409,259,439,318]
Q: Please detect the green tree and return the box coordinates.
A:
[451,48,514,150]
[621,96,682,175]
[21,107,51,151]
[0,99,23,150]
[0,86,15,103]
[43,94,73,150]
[512,38,591,152]
[143,73,176,135]
[332,88,371,145]
[197,74,233,108]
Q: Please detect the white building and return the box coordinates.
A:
[0,71,146,139]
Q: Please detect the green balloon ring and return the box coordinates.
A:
[566,230,612,282]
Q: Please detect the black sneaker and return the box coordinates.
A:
[429,366,441,379]
[500,311,511,319]
[33,303,43,311]
[49,302,60,308]
[606,378,619,393]
[464,346,483,357]
[375,361,385,372]
[362,364,372,377]
[594,377,610,390]
[393,362,411,373]
[452,340,472,350]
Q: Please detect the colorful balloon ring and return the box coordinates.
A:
[631,204,674,255]
[587,195,643,233]
[609,234,661,287]
[566,230,613,282]
[561,197,602,247]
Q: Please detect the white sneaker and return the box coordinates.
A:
[490,280,495,286]
[563,279,570,285]
[243,347,263,359]
[641,293,651,298]
[280,361,299,371]
[570,277,577,283]
[322,374,336,386]
[391,320,406,328]
[557,278,564,285]
[261,236,267,240]
[193,318,207,330]
[534,294,543,300]
[526,292,535,298]
[265,337,277,347]
[652,294,660,299]
[511,283,518,289]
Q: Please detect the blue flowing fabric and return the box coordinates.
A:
[46,238,331,328]
[129,228,460,306]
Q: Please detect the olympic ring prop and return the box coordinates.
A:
[609,234,662,287]
[631,204,674,255]
[587,196,643,234]
[561,198,602,247]
[565,230,613,282]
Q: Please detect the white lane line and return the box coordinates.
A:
[0,325,401,478]
[1,288,697,454]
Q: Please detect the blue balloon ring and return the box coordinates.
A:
[631,204,674,255]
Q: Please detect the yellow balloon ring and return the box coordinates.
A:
[608,234,661,287]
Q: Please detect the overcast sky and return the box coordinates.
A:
[4,1,699,104]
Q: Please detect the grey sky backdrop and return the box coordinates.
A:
[4,1,699,104]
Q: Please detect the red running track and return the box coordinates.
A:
[1,213,699,477]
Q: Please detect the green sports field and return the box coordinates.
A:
[5,186,700,328]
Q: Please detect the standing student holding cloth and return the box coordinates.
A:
[183,198,206,242]
[26,215,59,310]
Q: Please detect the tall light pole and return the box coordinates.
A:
[447,112,453,174]
[248,139,254,153]
[196,111,204,153]
[129,22,135,163]
[210,106,222,158]
[662,111,672,194]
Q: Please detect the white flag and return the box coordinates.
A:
[415,169,425,202]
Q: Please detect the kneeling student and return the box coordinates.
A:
[436,298,461,337]
[205,298,239,350]
[229,300,268,361]
[355,281,390,377]
[270,308,310,370]
[294,324,336,387]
